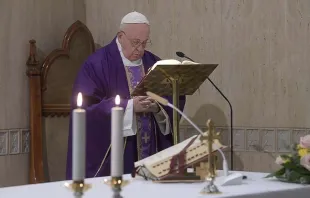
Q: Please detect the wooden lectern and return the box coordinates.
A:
[132,62,218,145]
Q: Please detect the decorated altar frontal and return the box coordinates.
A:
[0,171,309,198]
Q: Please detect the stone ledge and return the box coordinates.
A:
[180,125,310,152]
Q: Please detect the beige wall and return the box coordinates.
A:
[1,0,310,186]
[86,0,310,127]
[0,0,85,186]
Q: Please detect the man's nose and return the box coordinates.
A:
[136,44,145,51]
[137,42,148,50]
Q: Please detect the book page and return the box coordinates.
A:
[150,59,181,71]
[181,60,199,64]
[134,135,199,167]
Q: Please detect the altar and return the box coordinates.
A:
[1,171,309,198]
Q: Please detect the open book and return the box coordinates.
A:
[134,132,226,181]
[149,59,199,73]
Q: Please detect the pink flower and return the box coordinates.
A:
[300,154,310,171]
[300,135,310,148]
[275,156,285,165]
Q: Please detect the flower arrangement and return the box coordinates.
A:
[266,135,310,184]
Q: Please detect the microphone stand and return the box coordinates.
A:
[206,75,233,170]
[179,53,234,170]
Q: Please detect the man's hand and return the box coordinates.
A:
[133,96,152,112]
[146,102,160,113]
[144,97,160,113]
[133,96,160,113]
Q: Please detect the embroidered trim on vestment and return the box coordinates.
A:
[124,65,158,160]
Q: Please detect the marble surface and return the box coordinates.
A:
[0,171,309,198]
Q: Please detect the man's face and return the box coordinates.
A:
[118,24,150,61]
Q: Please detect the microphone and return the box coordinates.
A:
[176,51,195,62]
[176,51,234,170]
[146,91,229,177]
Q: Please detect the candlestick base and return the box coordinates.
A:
[103,176,130,187]
[200,177,221,195]
[103,176,130,198]
[64,180,91,197]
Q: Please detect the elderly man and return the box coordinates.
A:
[66,11,186,179]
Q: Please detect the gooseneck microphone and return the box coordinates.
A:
[176,51,195,62]
[176,51,234,170]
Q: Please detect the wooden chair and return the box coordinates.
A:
[26,20,95,183]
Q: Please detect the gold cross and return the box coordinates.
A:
[142,133,150,144]
[200,120,221,142]
[195,162,209,180]
[199,119,221,179]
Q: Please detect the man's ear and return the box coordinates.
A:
[117,31,123,39]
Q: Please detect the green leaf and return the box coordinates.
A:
[276,176,289,182]
[287,170,302,182]
[275,167,286,176]
[291,155,300,164]
[282,161,297,169]
[265,167,285,178]
[295,167,310,175]
[282,162,310,175]
[300,176,310,184]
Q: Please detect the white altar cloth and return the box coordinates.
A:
[0,171,309,198]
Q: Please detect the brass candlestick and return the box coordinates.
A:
[103,176,130,198]
[64,180,91,198]
[200,119,221,194]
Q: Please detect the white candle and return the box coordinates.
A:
[111,95,124,177]
[72,92,86,181]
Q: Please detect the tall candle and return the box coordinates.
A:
[111,95,124,177]
[72,92,86,181]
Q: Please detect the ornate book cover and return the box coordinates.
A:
[134,132,226,181]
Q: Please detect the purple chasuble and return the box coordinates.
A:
[66,37,186,179]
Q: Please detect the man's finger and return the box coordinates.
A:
[138,96,149,101]
[140,100,152,106]
[145,97,155,102]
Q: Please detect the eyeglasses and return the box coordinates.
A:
[121,31,152,48]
